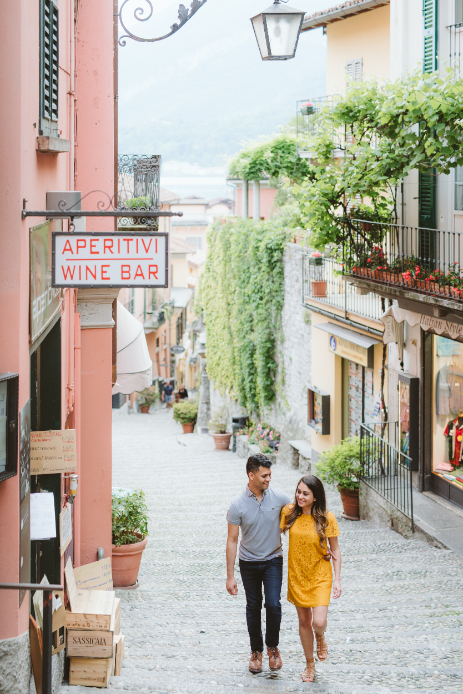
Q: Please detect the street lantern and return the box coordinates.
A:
[251,0,305,61]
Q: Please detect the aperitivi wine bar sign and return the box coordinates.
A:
[52,233,168,288]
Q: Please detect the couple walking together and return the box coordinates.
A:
[226,453,342,683]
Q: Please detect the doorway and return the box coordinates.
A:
[30,319,62,585]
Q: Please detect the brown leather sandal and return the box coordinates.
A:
[315,632,328,660]
[301,661,316,682]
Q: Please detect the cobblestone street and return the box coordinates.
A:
[61,409,463,694]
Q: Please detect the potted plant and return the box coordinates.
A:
[309,251,327,297]
[112,489,149,587]
[315,437,361,520]
[137,386,159,414]
[173,400,198,433]
[208,406,232,450]
[300,101,315,115]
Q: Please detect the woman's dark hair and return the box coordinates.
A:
[281,475,328,548]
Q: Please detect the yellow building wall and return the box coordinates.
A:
[310,312,385,458]
[171,256,190,287]
[326,5,390,95]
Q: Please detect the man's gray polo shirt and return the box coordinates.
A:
[227,486,292,561]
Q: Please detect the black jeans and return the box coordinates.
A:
[239,556,283,653]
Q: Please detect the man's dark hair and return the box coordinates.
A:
[246,453,272,475]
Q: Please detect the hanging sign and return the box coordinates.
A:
[52,232,168,288]
[171,345,185,354]
[328,334,374,368]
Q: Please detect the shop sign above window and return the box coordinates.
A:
[52,232,168,288]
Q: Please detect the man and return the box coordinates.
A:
[163,381,174,408]
[226,453,291,674]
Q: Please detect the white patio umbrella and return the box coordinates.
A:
[112,301,152,395]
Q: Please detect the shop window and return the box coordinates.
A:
[0,373,19,483]
[342,360,375,438]
[39,0,59,137]
[308,387,330,435]
[432,335,463,492]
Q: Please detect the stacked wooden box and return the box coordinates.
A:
[65,559,125,688]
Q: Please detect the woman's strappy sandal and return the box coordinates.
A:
[301,661,316,682]
[315,632,328,661]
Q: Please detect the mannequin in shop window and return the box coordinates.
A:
[444,409,463,468]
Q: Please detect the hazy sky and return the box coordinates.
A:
[118,0,334,195]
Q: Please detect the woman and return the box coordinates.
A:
[178,386,188,400]
[280,475,341,683]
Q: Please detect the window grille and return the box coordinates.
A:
[40,0,59,137]
[345,58,362,82]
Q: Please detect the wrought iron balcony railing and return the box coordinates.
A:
[302,253,383,322]
[448,22,463,76]
[342,218,463,304]
[361,422,414,529]
[117,154,161,229]
[296,96,347,158]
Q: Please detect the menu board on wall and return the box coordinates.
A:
[30,430,77,475]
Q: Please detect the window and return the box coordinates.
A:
[455,166,463,210]
[40,0,59,137]
[345,58,362,82]
[456,0,463,25]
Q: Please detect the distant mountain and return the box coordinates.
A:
[118,0,328,167]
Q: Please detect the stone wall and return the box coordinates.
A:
[0,631,30,694]
[207,243,313,462]
[262,242,313,459]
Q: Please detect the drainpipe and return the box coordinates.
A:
[242,180,248,219]
[253,180,260,220]
[69,0,75,194]
[73,311,81,566]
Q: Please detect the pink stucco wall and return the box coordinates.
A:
[234,186,277,221]
[80,328,114,565]
[0,0,115,641]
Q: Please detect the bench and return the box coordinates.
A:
[288,440,312,473]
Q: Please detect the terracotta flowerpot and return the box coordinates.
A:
[338,487,360,521]
[112,537,148,588]
[182,422,194,434]
[139,405,150,414]
[212,432,232,450]
[311,280,327,297]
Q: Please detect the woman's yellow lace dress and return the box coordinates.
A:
[280,505,340,607]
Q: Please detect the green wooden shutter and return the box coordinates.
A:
[423,0,437,73]
[39,0,59,137]
[419,0,437,263]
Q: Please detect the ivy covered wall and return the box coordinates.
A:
[197,211,298,414]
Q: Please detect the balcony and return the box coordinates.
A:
[342,218,463,310]
[296,96,346,159]
[117,154,161,230]
[302,252,383,322]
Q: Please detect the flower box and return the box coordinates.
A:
[300,103,315,115]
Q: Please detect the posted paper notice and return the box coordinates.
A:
[30,492,56,541]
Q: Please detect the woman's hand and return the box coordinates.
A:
[332,578,342,599]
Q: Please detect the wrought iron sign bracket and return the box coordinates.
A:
[118,0,207,46]
[22,199,183,220]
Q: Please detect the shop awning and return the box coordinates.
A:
[112,301,152,395]
[314,322,381,368]
[314,322,381,348]
[381,305,463,342]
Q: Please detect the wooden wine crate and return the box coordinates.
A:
[113,598,121,636]
[65,558,115,631]
[69,655,114,688]
[114,634,125,676]
[67,629,114,658]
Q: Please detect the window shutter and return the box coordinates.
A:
[423,0,437,73]
[345,58,363,82]
[40,0,59,137]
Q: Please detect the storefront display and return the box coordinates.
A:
[432,335,463,495]
[398,373,419,470]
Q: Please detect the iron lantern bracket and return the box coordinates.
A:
[22,199,183,220]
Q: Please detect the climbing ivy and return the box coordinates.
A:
[294,68,463,249]
[228,133,313,183]
[197,209,298,413]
